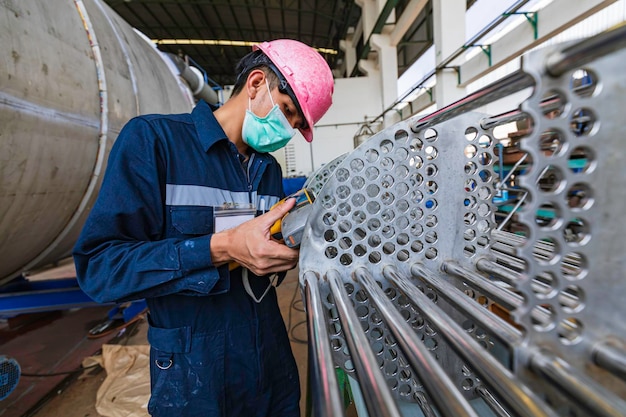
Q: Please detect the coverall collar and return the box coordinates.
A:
[191,100,229,152]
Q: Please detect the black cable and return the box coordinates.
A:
[287,280,308,345]
[289,320,308,345]
[292,297,305,312]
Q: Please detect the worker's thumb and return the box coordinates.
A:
[264,198,296,225]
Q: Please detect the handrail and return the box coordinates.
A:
[366,0,532,125]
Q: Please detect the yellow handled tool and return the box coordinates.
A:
[270,188,315,248]
[228,188,315,271]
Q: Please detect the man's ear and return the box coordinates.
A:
[246,69,266,100]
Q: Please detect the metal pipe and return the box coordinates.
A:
[530,350,626,417]
[326,269,402,417]
[415,392,439,417]
[410,263,522,347]
[488,251,527,273]
[303,272,346,417]
[165,53,219,105]
[546,23,626,77]
[492,230,525,244]
[481,94,563,130]
[412,71,534,131]
[492,232,575,264]
[593,341,626,382]
[475,258,521,286]
[489,242,517,257]
[353,267,481,417]
[383,265,558,417]
[475,385,512,417]
[480,109,529,131]
[442,262,523,311]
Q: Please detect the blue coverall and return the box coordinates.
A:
[73,100,300,417]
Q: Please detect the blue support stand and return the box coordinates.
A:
[0,275,146,336]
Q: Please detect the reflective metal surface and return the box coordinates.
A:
[0,0,193,283]
[300,25,626,416]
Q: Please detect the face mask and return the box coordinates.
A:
[242,79,296,153]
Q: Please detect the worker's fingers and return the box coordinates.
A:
[257,197,296,229]
[245,247,299,275]
[214,198,300,273]
[235,236,299,275]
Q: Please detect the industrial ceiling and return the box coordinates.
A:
[103,0,363,87]
[103,0,478,88]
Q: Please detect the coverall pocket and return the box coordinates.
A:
[147,323,226,417]
[170,207,214,236]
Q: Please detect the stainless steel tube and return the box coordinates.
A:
[593,341,626,382]
[480,109,529,130]
[488,250,527,273]
[384,265,557,417]
[326,269,402,417]
[415,392,439,417]
[480,94,562,130]
[530,350,626,417]
[354,267,481,417]
[303,272,346,417]
[412,71,534,131]
[475,258,522,286]
[442,262,523,311]
[410,263,522,347]
[546,24,626,77]
[475,385,512,417]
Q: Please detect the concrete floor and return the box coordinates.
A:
[3,265,317,417]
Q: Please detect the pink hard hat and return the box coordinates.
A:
[254,39,334,142]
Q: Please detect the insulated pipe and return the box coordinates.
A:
[303,272,346,417]
[326,269,402,417]
[165,53,219,106]
[0,0,193,284]
[353,267,481,417]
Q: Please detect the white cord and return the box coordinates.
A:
[242,268,278,303]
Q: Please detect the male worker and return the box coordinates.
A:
[73,39,334,417]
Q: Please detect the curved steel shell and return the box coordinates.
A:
[0,0,194,284]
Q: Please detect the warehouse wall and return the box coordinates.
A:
[275,75,385,176]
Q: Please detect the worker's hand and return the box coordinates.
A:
[211,198,299,275]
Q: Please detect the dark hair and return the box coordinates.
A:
[231,49,307,128]
[231,50,279,96]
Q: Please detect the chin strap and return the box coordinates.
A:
[242,268,279,303]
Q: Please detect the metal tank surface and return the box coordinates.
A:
[0,0,194,284]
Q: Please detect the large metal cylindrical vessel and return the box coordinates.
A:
[0,0,194,284]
